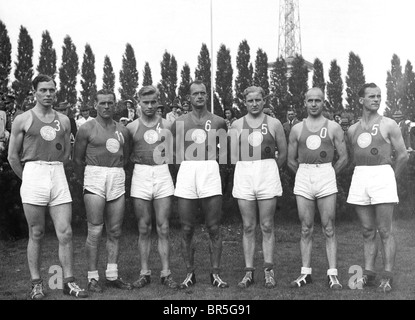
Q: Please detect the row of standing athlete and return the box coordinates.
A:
[7,75,408,299]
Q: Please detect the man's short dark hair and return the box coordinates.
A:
[189,79,206,90]
[358,83,378,98]
[138,85,159,99]
[32,74,56,91]
[95,89,116,102]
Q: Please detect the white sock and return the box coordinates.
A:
[327,268,338,276]
[301,267,312,275]
[105,263,118,280]
[88,270,99,282]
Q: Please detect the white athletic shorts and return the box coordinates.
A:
[294,163,337,200]
[347,165,399,205]
[84,165,125,201]
[233,159,282,201]
[21,161,72,206]
[130,164,174,200]
[174,160,222,199]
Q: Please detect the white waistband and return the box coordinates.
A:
[299,162,332,168]
[30,160,63,165]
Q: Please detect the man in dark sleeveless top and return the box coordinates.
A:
[126,85,178,290]
[73,89,132,293]
[347,83,408,293]
[7,74,87,299]
[287,87,348,290]
[229,86,287,289]
[171,80,229,289]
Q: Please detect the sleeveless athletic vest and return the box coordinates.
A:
[176,113,226,161]
[21,111,66,163]
[239,115,276,161]
[85,119,125,167]
[351,116,392,166]
[298,119,334,164]
[130,117,167,165]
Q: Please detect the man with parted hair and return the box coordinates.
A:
[73,88,132,293]
[287,87,348,290]
[126,85,178,289]
[347,83,408,293]
[230,86,287,289]
[171,80,229,289]
[7,74,88,299]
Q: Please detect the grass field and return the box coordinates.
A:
[1,216,415,301]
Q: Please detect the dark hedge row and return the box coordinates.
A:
[1,151,415,241]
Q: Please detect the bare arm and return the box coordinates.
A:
[287,124,300,174]
[229,118,243,165]
[58,114,72,165]
[72,124,89,184]
[7,114,28,179]
[121,126,131,167]
[271,118,287,168]
[388,120,409,177]
[331,122,348,174]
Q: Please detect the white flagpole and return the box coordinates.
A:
[210,0,214,114]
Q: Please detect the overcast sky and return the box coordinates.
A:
[1,0,415,111]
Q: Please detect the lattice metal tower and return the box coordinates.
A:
[278,0,302,59]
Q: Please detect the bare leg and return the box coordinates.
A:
[237,199,258,269]
[316,194,337,269]
[23,204,46,280]
[49,203,74,278]
[258,198,277,266]
[295,196,316,268]
[355,205,378,272]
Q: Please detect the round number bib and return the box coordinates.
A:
[191,129,207,144]
[106,138,120,153]
[40,126,57,141]
[248,131,263,147]
[357,132,372,149]
[306,135,321,150]
[144,130,158,144]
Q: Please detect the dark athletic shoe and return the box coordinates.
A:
[328,275,342,290]
[132,275,151,289]
[29,281,45,300]
[106,277,133,290]
[161,274,179,289]
[179,273,196,289]
[290,274,312,288]
[237,271,254,288]
[264,269,276,289]
[377,278,392,293]
[355,274,376,288]
[88,278,103,293]
[63,281,88,298]
[211,273,229,288]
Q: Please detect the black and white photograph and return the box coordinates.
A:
[1,0,415,309]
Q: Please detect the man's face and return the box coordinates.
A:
[305,89,324,117]
[95,94,115,119]
[189,84,207,109]
[35,80,56,108]
[287,111,295,121]
[176,108,183,116]
[139,93,158,117]
[245,91,265,116]
[360,87,381,112]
